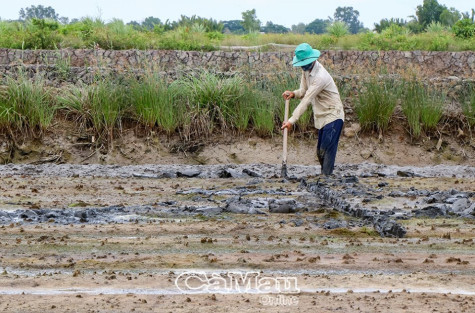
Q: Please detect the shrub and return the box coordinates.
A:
[326,21,349,38]
[453,18,475,39]
[206,31,224,41]
[0,21,25,49]
[319,34,338,48]
[382,24,408,38]
[24,18,61,49]
[250,92,276,137]
[158,27,215,51]
[428,34,450,51]
[425,21,447,33]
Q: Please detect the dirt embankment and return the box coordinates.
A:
[0,118,474,167]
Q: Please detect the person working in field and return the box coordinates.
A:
[281,43,345,176]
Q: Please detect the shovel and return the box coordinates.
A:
[281,98,290,178]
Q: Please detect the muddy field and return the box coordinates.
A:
[0,162,474,312]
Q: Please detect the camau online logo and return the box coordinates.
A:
[175,271,300,294]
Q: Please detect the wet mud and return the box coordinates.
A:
[0,162,474,312]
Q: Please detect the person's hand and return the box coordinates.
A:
[282,91,295,100]
[281,121,292,131]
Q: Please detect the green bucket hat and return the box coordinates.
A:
[292,43,321,67]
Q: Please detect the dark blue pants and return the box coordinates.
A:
[317,119,343,176]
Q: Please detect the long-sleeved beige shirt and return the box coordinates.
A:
[288,61,344,130]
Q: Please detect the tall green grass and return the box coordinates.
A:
[174,71,245,130]
[55,70,293,141]
[0,97,16,130]
[129,73,182,133]
[247,90,276,136]
[0,72,56,134]
[0,68,463,146]
[56,84,90,131]
[57,78,127,143]
[356,78,400,133]
[461,84,475,127]
[234,83,255,132]
[401,79,444,138]
[258,70,303,132]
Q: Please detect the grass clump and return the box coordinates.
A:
[129,73,182,133]
[356,77,400,133]
[260,70,302,134]
[360,226,379,237]
[461,83,475,128]
[89,80,128,141]
[57,78,127,144]
[235,85,259,133]
[56,84,90,132]
[401,79,444,138]
[0,71,56,134]
[329,228,355,236]
[248,90,276,137]
[175,71,245,132]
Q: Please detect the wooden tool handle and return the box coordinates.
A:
[282,99,290,164]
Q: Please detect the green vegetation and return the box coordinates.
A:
[0,71,55,134]
[453,18,475,38]
[129,73,180,133]
[57,78,128,143]
[461,84,475,127]
[0,19,473,51]
[401,79,444,138]
[326,21,349,38]
[0,0,473,51]
[0,67,469,145]
[88,80,128,142]
[356,78,400,133]
[175,72,244,131]
[52,69,300,144]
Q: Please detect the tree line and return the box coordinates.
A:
[8,0,475,38]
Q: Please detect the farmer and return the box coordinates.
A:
[281,43,345,176]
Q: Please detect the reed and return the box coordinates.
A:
[356,77,400,133]
[0,71,56,134]
[401,79,444,138]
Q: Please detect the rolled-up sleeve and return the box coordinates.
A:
[293,73,307,99]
